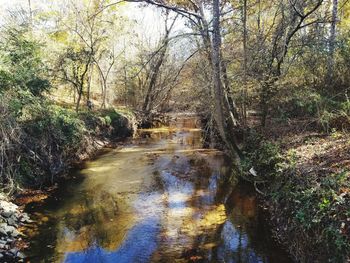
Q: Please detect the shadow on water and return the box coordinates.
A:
[25,116,292,263]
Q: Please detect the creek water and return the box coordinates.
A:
[25,115,292,263]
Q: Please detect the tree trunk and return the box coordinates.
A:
[212,0,243,158]
[102,79,107,109]
[212,0,226,144]
[142,47,167,112]
[76,85,83,112]
[87,64,93,102]
[242,0,248,125]
[28,0,33,28]
[142,13,177,113]
[327,0,338,84]
[222,58,240,126]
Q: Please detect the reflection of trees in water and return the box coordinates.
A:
[214,220,268,263]
[152,153,233,262]
[55,189,133,253]
[214,185,265,263]
[213,184,291,263]
[174,182,262,262]
[29,118,291,262]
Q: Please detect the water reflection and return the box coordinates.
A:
[64,218,160,263]
[26,116,292,263]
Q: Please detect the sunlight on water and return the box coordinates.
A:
[26,116,292,263]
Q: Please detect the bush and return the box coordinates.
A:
[18,102,86,185]
[272,170,350,262]
[241,131,283,181]
[0,90,86,187]
[79,108,126,138]
[0,93,23,192]
[0,87,134,188]
[0,27,51,96]
[318,103,350,133]
[270,87,322,119]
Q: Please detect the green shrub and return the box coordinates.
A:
[24,104,85,149]
[242,131,283,181]
[340,100,350,114]
[273,170,350,262]
[319,107,350,133]
[14,99,86,185]
[0,27,51,96]
[272,88,321,119]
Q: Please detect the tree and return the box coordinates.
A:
[142,12,178,113]
[327,0,338,83]
[121,0,243,156]
[255,0,324,126]
[57,48,92,111]
[0,27,50,96]
[51,0,125,110]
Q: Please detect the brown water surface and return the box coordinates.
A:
[25,116,292,263]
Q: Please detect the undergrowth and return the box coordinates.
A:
[240,130,350,262]
[0,90,134,191]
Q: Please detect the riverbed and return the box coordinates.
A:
[25,116,292,263]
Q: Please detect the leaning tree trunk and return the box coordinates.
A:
[87,64,93,102]
[142,14,176,113]
[142,46,167,113]
[102,78,108,109]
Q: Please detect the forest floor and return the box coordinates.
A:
[255,118,350,262]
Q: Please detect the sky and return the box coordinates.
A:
[0,0,193,60]
[0,0,180,34]
[0,0,189,43]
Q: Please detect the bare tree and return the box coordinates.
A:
[142,12,178,113]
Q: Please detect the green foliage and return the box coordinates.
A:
[6,88,40,117]
[23,101,84,147]
[318,98,350,133]
[242,127,349,262]
[1,102,133,187]
[40,106,84,145]
[340,100,350,114]
[287,90,320,118]
[13,96,86,185]
[273,170,350,262]
[79,108,122,135]
[101,108,122,122]
[0,27,51,95]
[242,131,282,181]
[271,84,350,132]
[319,110,336,133]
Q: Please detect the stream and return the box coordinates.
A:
[25,115,292,263]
